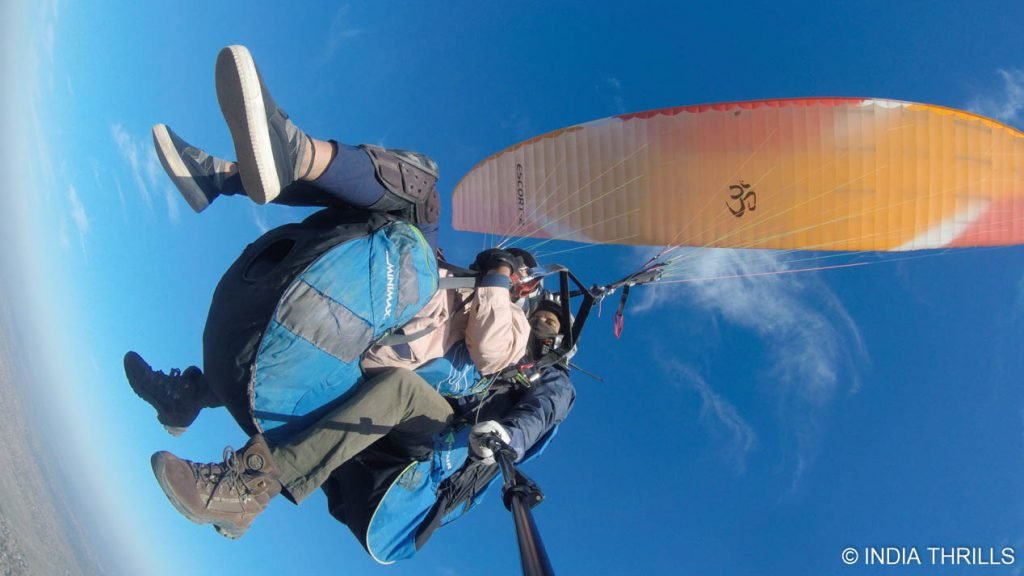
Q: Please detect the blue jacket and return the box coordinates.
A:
[450,364,576,461]
[502,366,576,459]
[324,364,576,563]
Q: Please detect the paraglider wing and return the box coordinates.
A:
[453,98,1024,251]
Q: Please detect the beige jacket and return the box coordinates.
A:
[361,271,530,376]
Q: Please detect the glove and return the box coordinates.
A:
[469,420,512,465]
[472,248,520,274]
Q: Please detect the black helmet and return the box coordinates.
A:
[506,247,538,270]
[533,297,562,319]
[526,290,577,364]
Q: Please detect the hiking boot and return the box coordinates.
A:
[152,123,243,213]
[215,44,309,205]
[123,351,216,436]
[152,435,282,539]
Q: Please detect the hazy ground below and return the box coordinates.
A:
[0,295,107,576]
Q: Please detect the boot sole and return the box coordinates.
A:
[123,352,195,437]
[152,124,210,214]
[151,453,248,538]
[215,45,280,205]
[151,452,209,526]
[214,524,244,540]
[162,425,187,437]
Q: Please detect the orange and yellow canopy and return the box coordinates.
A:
[453,98,1024,252]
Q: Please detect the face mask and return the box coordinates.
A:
[527,334,555,360]
[528,314,562,360]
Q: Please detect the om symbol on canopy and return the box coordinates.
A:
[726,180,757,217]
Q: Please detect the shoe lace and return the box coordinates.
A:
[194,447,259,511]
[158,368,197,400]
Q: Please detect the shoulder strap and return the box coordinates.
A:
[374,325,441,347]
[374,261,480,347]
[438,276,477,290]
[437,260,478,278]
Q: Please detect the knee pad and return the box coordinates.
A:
[362,145,440,225]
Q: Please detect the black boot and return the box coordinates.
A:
[123,351,218,436]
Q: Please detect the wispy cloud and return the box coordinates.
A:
[41,0,59,91]
[163,186,180,224]
[967,69,1024,126]
[111,124,153,210]
[67,184,88,257]
[113,176,128,223]
[111,124,185,222]
[248,205,311,236]
[500,111,536,142]
[90,160,101,188]
[317,4,363,66]
[45,0,58,56]
[596,76,626,114]
[646,249,863,403]
[145,142,161,191]
[27,62,56,205]
[250,204,271,234]
[669,361,756,472]
[634,248,867,485]
[621,247,669,315]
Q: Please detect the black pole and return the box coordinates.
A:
[485,436,556,576]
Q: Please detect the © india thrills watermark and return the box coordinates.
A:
[841,547,1016,566]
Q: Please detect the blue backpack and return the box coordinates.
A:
[202,209,438,436]
[252,218,438,433]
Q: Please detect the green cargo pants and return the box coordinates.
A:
[268,367,453,503]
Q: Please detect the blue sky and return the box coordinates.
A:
[5,1,1024,575]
